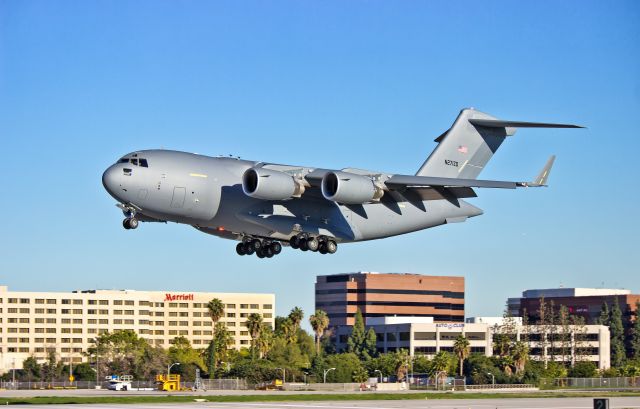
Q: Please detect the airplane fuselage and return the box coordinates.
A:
[102,150,482,245]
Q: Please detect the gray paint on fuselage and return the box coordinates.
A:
[102,149,480,244]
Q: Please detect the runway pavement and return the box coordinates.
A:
[4,397,640,409]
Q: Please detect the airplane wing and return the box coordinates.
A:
[385,155,556,190]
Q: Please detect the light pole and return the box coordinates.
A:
[12,358,16,390]
[374,369,382,383]
[323,367,336,383]
[168,362,180,377]
[487,372,495,386]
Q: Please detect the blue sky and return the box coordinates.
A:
[1,1,639,325]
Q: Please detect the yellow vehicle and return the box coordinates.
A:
[255,379,283,391]
[155,374,185,391]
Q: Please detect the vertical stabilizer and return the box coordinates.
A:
[416,108,509,179]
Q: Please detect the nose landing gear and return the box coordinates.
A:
[123,217,138,230]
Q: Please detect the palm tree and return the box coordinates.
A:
[207,298,225,335]
[206,298,225,375]
[246,313,263,359]
[288,307,304,330]
[431,351,451,386]
[309,309,329,355]
[256,323,274,359]
[453,335,470,377]
[511,341,529,375]
[281,318,297,344]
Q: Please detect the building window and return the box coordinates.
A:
[99,319,108,324]
[125,300,134,306]
[240,304,248,309]
[439,332,462,341]
[226,304,236,309]
[46,318,56,324]
[169,303,177,308]
[262,304,273,309]
[250,304,259,309]
[99,300,109,305]
[46,299,56,304]
[264,313,273,318]
[193,312,202,317]
[62,309,70,314]
[73,300,83,305]
[20,298,30,304]
[88,319,97,324]
[35,308,44,314]
[386,333,396,342]
[114,319,123,324]
[62,299,71,305]
[8,298,17,303]
[73,319,82,324]
[414,332,436,341]
[193,303,202,308]
[179,312,188,317]
[114,300,123,305]
[35,299,44,304]
[470,347,486,354]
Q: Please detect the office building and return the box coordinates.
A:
[315,272,464,326]
[507,288,640,324]
[333,317,610,369]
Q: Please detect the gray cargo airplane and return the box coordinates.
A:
[102,108,582,258]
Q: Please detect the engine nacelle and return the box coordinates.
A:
[242,167,304,200]
[321,171,384,204]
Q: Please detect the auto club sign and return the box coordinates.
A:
[436,323,464,329]
[164,293,195,301]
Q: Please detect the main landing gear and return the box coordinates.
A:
[236,239,282,258]
[289,233,337,255]
[234,234,338,258]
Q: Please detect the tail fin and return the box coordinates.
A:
[416,108,582,179]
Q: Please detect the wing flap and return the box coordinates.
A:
[385,175,518,190]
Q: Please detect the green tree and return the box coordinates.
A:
[246,313,264,360]
[72,362,96,381]
[288,307,304,330]
[280,318,297,345]
[453,335,470,377]
[598,300,610,326]
[364,328,378,359]
[393,349,411,382]
[169,336,206,381]
[322,353,366,383]
[610,298,626,368]
[257,323,274,359]
[511,341,530,376]
[365,353,398,378]
[309,309,330,355]
[347,309,367,359]
[206,298,225,376]
[430,351,452,381]
[22,356,41,381]
[632,301,640,361]
[568,361,597,377]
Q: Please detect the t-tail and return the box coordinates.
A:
[416,108,583,179]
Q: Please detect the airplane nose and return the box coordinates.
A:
[102,165,120,197]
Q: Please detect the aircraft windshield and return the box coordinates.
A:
[118,157,149,167]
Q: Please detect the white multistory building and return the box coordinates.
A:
[0,285,274,374]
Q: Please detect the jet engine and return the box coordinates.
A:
[242,167,305,200]
[321,171,384,204]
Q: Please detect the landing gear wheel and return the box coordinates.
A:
[299,240,309,251]
[319,244,328,254]
[271,242,282,255]
[326,240,338,254]
[251,239,262,251]
[128,218,138,229]
[236,243,246,256]
[256,249,265,258]
[244,243,255,255]
[123,219,131,230]
[289,237,299,249]
[264,247,274,258]
[307,237,319,252]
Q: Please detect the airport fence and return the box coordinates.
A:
[0,378,248,390]
[545,377,640,389]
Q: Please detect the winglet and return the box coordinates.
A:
[516,155,556,187]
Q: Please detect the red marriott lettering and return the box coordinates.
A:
[164,293,194,302]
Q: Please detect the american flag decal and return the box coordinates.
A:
[457,145,468,154]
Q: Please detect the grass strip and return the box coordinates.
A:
[1,391,640,405]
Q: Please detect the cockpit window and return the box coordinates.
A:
[118,157,149,167]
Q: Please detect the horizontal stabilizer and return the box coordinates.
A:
[469,119,584,129]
